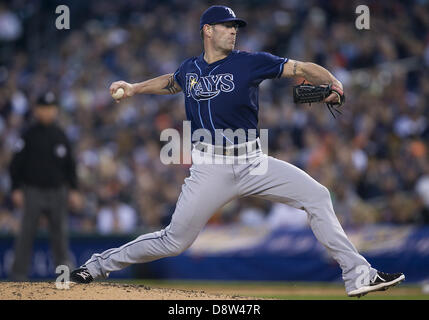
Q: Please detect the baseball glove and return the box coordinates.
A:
[293,82,345,118]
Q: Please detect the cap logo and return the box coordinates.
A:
[226,7,236,17]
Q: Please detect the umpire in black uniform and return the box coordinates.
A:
[9,92,81,281]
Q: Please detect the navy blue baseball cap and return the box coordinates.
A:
[200,6,247,30]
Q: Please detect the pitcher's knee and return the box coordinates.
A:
[163,228,196,257]
[309,184,332,205]
[166,240,192,256]
[319,185,331,199]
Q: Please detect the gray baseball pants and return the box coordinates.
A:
[84,144,377,293]
[11,185,71,281]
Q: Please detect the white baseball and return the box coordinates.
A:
[112,87,125,100]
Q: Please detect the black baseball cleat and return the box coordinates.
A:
[70,267,94,284]
[348,271,405,297]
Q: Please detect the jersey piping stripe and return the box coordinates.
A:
[276,58,289,78]
[207,65,234,144]
[197,101,205,129]
[173,70,180,86]
[194,60,202,74]
[85,229,169,265]
[194,61,205,129]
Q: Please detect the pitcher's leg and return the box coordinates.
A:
[84,161,239,279]
[85,222,201,278]
[238,155,377,293]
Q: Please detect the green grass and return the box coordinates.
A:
[112,279,429,300]
[256,294,429,300]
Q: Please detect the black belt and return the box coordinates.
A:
[194,140,260,156]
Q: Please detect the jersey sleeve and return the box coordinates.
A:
[248,52,288,83]
[173,59,190,90]
[173,67,183,89]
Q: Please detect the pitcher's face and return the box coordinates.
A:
[210,21,238,52]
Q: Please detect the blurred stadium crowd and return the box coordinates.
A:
[0,0,429,236]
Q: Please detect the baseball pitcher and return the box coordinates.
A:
[70,6,404,297]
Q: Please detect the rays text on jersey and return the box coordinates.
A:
[186,73,235,101]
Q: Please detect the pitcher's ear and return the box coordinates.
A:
[203,24,214,37]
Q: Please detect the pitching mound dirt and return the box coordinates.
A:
[0,282,257,300]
